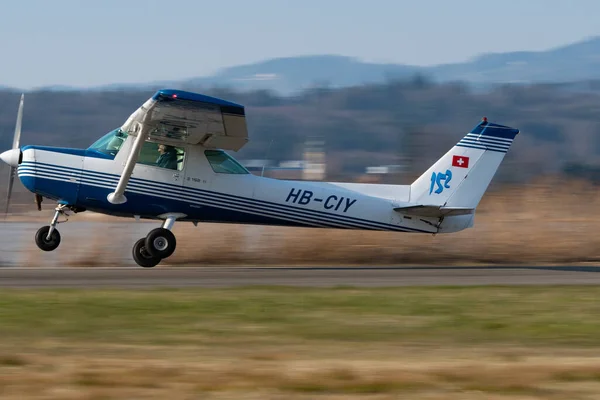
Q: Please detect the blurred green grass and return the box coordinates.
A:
[1,286,600,347]
[3,287,600,398]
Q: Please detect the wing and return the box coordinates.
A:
[107,89,248,205]
[121,89,248,151]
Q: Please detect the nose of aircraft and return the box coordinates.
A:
[0,148,21,167]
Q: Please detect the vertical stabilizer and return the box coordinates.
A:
[409,118,519,209]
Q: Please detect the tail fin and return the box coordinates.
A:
[409,118,519,209]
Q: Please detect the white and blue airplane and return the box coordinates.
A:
[0,90,519,267]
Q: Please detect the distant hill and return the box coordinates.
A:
[430,36,600,85]
[180,55,421,93]
[179,36,600,92]
[155,35,600,93]
[8,35,600,93]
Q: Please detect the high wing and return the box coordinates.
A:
[121,89,248,150]
[107,89,248,204]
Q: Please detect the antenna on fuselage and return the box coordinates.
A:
[260,139,274,177]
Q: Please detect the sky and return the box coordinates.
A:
[2,0,600,89]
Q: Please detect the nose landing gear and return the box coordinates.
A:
[34,203,69,252]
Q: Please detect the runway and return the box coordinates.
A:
[0,266,600,288]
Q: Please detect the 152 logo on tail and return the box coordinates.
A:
[429,169,452,195]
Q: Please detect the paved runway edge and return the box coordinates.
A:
[0,266,599,288]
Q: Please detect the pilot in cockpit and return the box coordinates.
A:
[156,144,178,170]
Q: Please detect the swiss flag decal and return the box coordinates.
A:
[452,155,469,168]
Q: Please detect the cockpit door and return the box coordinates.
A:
[79,132,185,212]
[124,139,186,213]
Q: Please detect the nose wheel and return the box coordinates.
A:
[34,204,69,252]
[35,225,61,251]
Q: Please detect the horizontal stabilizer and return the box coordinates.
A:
[393,205,475,218]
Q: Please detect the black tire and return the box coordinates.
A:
[35,226,61,251]
[132,238,161,268]
[145,228,177,259]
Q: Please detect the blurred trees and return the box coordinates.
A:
[2,79,600,185]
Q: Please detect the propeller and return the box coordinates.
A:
[3,94,24,217]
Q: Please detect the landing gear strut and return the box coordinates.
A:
[132,213,184,268]
[35,204,69,251]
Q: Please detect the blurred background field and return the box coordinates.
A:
[2,178,598,268]
[1,286,600,399]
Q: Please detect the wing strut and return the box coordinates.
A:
[107,124,146,204]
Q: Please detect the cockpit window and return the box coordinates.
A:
[138,141,185,171]
[204,150,249,174]
[88,128,127,157]
[88,129,185,170]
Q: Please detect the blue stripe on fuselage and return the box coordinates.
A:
[18,161,430,233]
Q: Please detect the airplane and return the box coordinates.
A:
[0,90,519,268]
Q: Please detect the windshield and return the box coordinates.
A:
[88,128,128,157]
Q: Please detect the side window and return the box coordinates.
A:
[137,142,185,171]
[205,150,249,174]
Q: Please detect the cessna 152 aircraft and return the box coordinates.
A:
[0,90,519,267]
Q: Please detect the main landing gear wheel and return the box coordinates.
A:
[132,238,162,268]
[145,228,177,259]
[35,226,61,251]
[132,213,184,268]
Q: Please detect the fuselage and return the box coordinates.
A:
[15,133,469,234]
